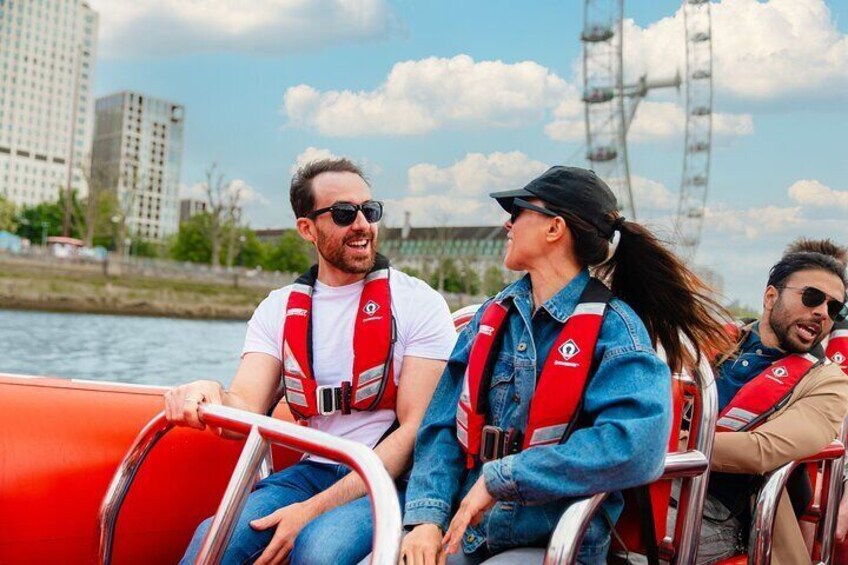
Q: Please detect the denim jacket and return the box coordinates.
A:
[403,270,672,559]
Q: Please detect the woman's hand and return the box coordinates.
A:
[399,523,444,565]
[442,475,495,554]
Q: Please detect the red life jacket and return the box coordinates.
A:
[456,278,612,468]
[826,321,848,373]
[716,322,824,432]
[281,254,397,420]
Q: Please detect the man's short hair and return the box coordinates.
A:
[290,158,368,219]
[784,237,848,269]
[767,251,848,289]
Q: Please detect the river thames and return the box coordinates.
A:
[0,309,246,387]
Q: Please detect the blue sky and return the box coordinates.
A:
[89,0,848,307]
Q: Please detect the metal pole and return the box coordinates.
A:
[195,427,268,564]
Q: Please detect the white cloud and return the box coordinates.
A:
[623,0,848,100]
[383,194,504,227]
[89,0,399,58]
[545,98,752,143]
[704,204,804,239]
[631,176,676,211]
[289,147,341,175]
[788,179,848,209]
[408,152,548,197]
[629,102,753,141]
[385,151,550,226]
[283,55,570,136]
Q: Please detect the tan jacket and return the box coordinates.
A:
[712,360,848,564]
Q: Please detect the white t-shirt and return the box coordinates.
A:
[243,267,457,462]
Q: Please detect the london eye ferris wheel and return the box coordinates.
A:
[581,0,714,260]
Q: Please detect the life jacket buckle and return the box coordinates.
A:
[316,384,352,416]
[316,385,341,415]
[479,425,506,462]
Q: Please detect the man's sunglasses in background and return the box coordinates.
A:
[306,201,384,227]
[781,285,848,322]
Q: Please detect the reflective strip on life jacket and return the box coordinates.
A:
[456,277,611,468]
[716,351,820,433]
[281,255,396,420]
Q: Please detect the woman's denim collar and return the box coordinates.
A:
[496,269,591,323]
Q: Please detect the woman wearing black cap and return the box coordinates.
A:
[398,166,732,564]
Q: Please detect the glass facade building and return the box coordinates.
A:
[0,0,98,205]
[92,91,185,240]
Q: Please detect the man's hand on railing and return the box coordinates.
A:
[164,379,225,430]
[399,523,444,565]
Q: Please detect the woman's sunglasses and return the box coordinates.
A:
[781,285,848,322]
[509,198,560,224]
[306,200,384,227]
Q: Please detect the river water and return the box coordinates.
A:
[0,309,246,387]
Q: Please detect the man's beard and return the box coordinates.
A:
[316,229,377,274]
[768,297,824,353]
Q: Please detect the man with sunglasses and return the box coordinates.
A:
[699,246,848,564]
[167,158,457,564]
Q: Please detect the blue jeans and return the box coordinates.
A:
[181,460,406,565]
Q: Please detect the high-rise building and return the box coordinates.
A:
[0,0,99,206]
[180,198,207,224]
[92,91,185,240]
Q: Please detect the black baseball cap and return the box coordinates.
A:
[490,166,619,236]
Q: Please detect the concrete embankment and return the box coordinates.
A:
[0,256,273,320]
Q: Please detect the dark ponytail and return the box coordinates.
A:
[559,210,733,372]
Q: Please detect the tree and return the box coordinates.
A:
[16,199,70,243]
[263,230,311,273]
[483,265,506,296]
[431,258,464,293]
[199,164,244,270]
[79,156,112,247]
[0,196,17,232]
[238,229,265,268]
[170,213,213,263]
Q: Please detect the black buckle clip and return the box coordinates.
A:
[316,383,352,416]
[480,425,506,462]
[480,425,522,462]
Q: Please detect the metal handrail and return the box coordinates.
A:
[544,344,718,565]
[98,404,402,565]
[748,440,845,565]
[544,450,710,563]
[676,352,719,563]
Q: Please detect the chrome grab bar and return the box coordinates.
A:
[543,345,718,565]
[748,440,845,565]
[676,352,719,564]
[544,450,710,564]
[98,404,402,565]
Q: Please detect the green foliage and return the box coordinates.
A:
[129,237,161,258]
[238,230,265,268]
[15,200,67,243]
[483,265,506,296]
[726,300,760,321]
[262,230,311,273]
[0,196,17,232]
[170,213,213,263]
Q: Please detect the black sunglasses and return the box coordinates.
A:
[781,285,848,322]
[306,200,384,227]
[509,198,560,224]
